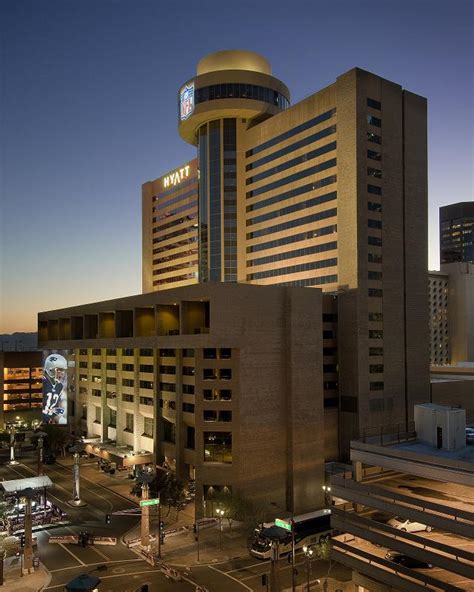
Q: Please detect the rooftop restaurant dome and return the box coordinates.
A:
[197,50,272,76]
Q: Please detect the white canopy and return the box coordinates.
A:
[1,475,53,493]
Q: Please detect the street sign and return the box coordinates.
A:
[140,498,160,507]
[275,518,292,531]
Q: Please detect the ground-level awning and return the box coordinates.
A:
[83,442,153,467]
[1,475,53,493]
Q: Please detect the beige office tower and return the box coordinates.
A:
[142,159,199,292]
[176,51,430,454]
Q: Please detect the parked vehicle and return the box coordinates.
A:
[465,428,474,444]
[385,551,433,569]
[387,517,432,533]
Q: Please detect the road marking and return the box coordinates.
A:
[90,545,111,561]
[49,559,143,573]
[208,564,253,591]
[58,542,86,566]
[226,560,269,573]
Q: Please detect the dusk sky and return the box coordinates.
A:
[1,0,472,333]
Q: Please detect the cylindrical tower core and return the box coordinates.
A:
[177,50,290,283]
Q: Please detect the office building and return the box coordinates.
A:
[40,50,431,513]
[330,404,474,592]
[0,351,43,428]
[440,201,474,265]
[38,282,325,513]
[429,262,474,365]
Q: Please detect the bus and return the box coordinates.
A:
[250,509,332,559]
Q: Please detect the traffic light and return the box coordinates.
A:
[159,520,165,531]
[105,514,111,524]
[20,534,25,548]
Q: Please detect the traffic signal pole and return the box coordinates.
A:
[157,494,161,559]
[141,483,150,549]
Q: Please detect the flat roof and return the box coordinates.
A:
[1,475,53,493]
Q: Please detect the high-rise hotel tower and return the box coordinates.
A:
[40,51,429,514]
[147,50,430,448]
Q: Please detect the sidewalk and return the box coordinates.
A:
[2,556,51,592]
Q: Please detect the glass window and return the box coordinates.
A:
[367,167,382,178]
[369,313,383,321]
[219,348,232,359]
[368,236,383,247]
[368,219,382,229]
[367,131,382,144]
[368,253,383,263]
[367,115,382,127]
[367,149,382,161]
[369,288,383,297]
[163,418,175,443]
[160,349,176,357]
[94,406,101,423]
[125,413,133,432]
[369,330,383,339]
[368,184,382,195]
[369,382,384,391]
[247,259,337,281]
[369,347,384,356]
[204,432,232,463]
[203,369,217,380]
[369,365,384,373]
[368,201,382,213]
[219,369,232,380]
[108,408,117,428]
[367,98,381,110]
[183,403,195,414]
[204,349,217,359]
[143,417,154,438]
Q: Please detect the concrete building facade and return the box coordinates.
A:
[38,283,325,514]
[429,262,474,365]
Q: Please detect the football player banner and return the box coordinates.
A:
[42,353,68,425]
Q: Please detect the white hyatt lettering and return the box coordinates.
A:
[163,165,191,188]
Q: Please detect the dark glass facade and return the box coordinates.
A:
[198,119,238,282]
[440,202,474,264]
[194,83,289,110]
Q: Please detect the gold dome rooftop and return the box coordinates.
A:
[197,50,272,76]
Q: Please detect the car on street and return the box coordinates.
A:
[387,517,432,532]
[465,428,474,444]
[385,551,433,569]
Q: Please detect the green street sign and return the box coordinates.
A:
[275,518,292,531]
[140,498,160,507]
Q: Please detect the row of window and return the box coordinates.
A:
[247,208,337,240]
[247,239,337,268]
[246,125,336,172]
[246,142,337,186]
[193,83,290,109]
[246,223,337,254]
[246,108,336,157]
[247,258,337,281]
[246,158,337,199]
[152,187,197,214]
[247,190,337,227]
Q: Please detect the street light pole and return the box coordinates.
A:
[270,540,280,592]
[303,545,314,591]
[36,432,47,476]
[216,508,224,549]
[8,426,18,465]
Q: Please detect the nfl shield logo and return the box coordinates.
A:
[180,82,195,121]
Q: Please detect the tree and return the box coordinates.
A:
[210,490,267,538]
[41,424,71,456]
[314,537,334,592]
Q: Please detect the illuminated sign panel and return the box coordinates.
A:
[180,82,195,121]
[163,165,191,188]
[275,518,292,531]
[42,351,73,425]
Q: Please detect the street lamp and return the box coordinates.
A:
[69,445,86,507]
[216,508,225,549]
[302,545,317,591]
[322,485,331,506]
[35,431,47,477]
[7,425,19,465]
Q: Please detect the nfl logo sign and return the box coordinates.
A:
[180,82,195,121]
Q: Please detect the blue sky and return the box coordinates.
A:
[1,0,472,332]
